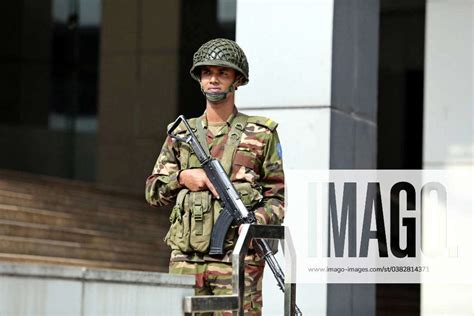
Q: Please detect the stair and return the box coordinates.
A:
[0,169,171,272]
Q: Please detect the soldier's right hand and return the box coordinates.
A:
[178,169,219,198]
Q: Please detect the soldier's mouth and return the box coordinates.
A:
[207,88,222,92]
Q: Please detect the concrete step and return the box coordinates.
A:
[0,220,167,256]
[0,187,160,222]
[0,170,149,211]
[0,169,171,271]
[0,236,169,267]
[0,187,160,225]
[0,253,166,272]
[0,194,165,234]
[0,203,166,242]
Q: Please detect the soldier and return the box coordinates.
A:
[145,38,284,316]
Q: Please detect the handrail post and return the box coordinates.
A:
[232,224,298,316]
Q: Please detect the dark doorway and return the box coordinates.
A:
[177,0,237,118]
[377,0,426,315]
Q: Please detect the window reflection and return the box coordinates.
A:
[0,0,101,181]
[50,0,101,133]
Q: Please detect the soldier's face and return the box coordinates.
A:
[200,66,239,93]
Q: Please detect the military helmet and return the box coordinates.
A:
[190,38,249,85]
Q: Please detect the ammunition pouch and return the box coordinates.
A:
[164,183,263,254]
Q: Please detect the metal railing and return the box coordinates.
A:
[183,224,298,315]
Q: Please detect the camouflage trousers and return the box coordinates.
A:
[169,261,264,316]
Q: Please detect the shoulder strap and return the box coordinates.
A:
[246,115,278,131]
[221,113,249,175]
[192,114,249,175]
[195,117,211,157]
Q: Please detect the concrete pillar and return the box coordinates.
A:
[422,0,473,315]
[98,0,181,193]
[236,0,379,314]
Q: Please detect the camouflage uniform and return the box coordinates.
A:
[145,109,284,313]
[145,39,284,315]
[169,261,264,316]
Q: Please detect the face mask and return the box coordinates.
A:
[201,83,236,103]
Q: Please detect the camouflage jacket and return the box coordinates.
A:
[145,109,285,264]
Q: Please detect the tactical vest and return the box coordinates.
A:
[164,113,277,254]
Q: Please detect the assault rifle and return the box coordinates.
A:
[168,115,302,316]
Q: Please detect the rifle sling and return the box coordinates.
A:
[221,113,248,175]
[195,118,211,157]
[195,113,248,175]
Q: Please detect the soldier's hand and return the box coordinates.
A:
[178,169,219,198]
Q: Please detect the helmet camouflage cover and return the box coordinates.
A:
[190,38,249,85]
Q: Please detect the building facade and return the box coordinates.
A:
[1,0,472,314]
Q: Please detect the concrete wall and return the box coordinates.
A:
[236,1,333,314]
[0,263,194,316]
[236,0,379,315]
[422,0,473,315]
[327,1,379,315]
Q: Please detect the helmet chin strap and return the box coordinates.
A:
[201,81,237,103]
